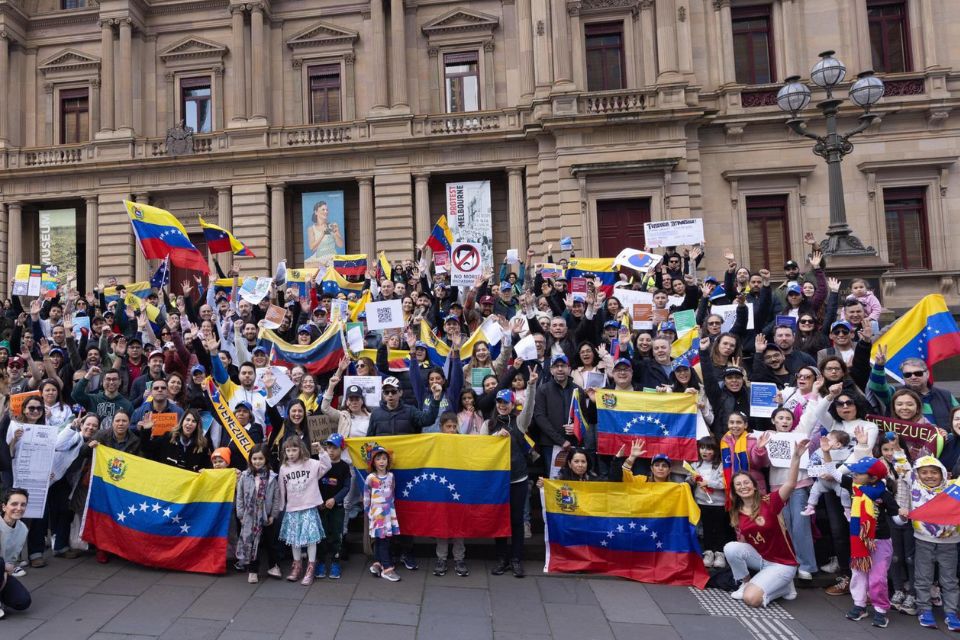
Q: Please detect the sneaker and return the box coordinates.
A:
[247,572,259,584]
[511,559,525,578]
[703,550,715,567]
[401,554,419,571]
[713,552,726,569]
[890,590,906,610]
[783,580,797,601]
[314,562,327,579]
[267,565,282,579]
[932,585,943,607]
[301,563,316,586]
[455,561,470,577]
[826,575,850,596]
[524,522,532,539]
[328,562,341,580]
[433,558,448,577]
[901,595,918,616]
[731,580,747,600]
[918,610,937,629]
[797,570,813,580]
[846,605,869,621]
[947,612,960,632]
[800,505,816,516]
[286,561,303,582]
[11,567,26,578]
[381,568,401,582]
[369,562,382,577]
[0,606,5,620]
[872,611,889,628]
[820,557,840,573]
[491,559,510,576]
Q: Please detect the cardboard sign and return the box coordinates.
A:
[868,414,942,460]
[450,242,483,287]
[307,414,338,444]
[643,218,704,248]
[9,391,41,417]
[149,412,179,438]
[261,304,286,330]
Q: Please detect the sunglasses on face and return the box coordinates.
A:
[831,329,850,336]
[799,319,815,325]
[24,405,43,413]
[382,389,400,396]
[706,321,721,326]
[903,370,926,378]
[835,400,855,407]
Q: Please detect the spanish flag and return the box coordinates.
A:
[81,446,236,574]
[542,480,708,587]
[595,390,699,461]
[345,433,510,538]
[258,322,345,375]
[199,216,255,257]
[125,200,209,273]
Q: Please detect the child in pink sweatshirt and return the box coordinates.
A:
[278,435,331,586]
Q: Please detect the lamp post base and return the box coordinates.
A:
[817,230,891,301]
[820,226,877,256]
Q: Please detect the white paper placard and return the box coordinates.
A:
[12,421,58,519]
[365,299,404,331]
[766,431,811,469]
[643,218,705,248]
[256,366,295,407]
[344,375,383,408]
[450,242,483,287]
[514,334,538,361]
[710,302,755,330]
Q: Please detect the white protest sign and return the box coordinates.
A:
[449,242,483,287]
[256,366,295,407]
[506,249,520,265]
[614,248,662,273]
[480,316,503,346]
[240,277,272,305]
[514,335,539,361]
[365,299,404,331]
[12,421,58,518]
[750,382,780,418]
[344,375,382,408]
[766,432,811,469]
[346,324,365,353]
[710,302,755,330]
[261,304,286,330]
[643,218,705,248]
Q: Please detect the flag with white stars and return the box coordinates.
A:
[125,200,210,274]
[870,294,960,383]
[541,479,709,587]
[346,433,511,538]
[595,389,707,461]
[81,445,236,574]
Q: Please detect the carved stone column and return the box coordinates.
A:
[389,0,408,110]
[99,19,115,132]
[230,6,247,122]
[549,0,574,89]
[85,196,99,289]
[0,32,9,143]
[413,174,431,251]
[117,18,133,132]
[7,202,22,281]
[370,0,388,110]
[270,183,286,266]
[250,4,266,121]
[507,167,527,255]
[655,0,680,81]
[716,0,736,84]
[516,0,535,101]
[358,177,375,257]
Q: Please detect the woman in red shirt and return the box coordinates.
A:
[724,435,809,608]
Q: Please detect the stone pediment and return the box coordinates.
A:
[39,48,100,75]
[159,37,228,64]
[286,20,359,49]
[420,9,499,37]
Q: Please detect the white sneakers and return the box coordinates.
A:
[731,581,747,600]
[713,553,726,569]
[797,569,813,580]
[704,550,715,566]
[820,557,840,573]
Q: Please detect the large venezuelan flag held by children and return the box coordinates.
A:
[595,390,700,461]
[541,480,709,587]
[81,446,236,574]
[258,323,345,375]
[871,294,960,382]
[345,433,510,538]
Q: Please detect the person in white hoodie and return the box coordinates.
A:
[688,436,731,569]
[896,456,960,631]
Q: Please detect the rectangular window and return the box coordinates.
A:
[61,0,85,8]
[60,88,89,144]
[444,51,480,113]
[732,5,775,85]
[181,77,212,133]
[884,186,929,270]
[585,22,625,92]
[868,0,910,73]
[745,195,790,270]
[308,64,342,123]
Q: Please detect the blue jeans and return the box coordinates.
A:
[724,541,797,606]
[781,486,818,574]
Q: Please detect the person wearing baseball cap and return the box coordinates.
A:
[482,365,540,578]
[609,357,639,392]
[367,376,443,437]
[315,433,351,580]
[297,324,314,344]
[751,335,791,387]
[128,346,168,403]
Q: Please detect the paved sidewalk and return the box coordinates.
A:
[2,554,952,640]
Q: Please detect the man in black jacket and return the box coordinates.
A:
[366,376,442,437]
[532,354,580,477]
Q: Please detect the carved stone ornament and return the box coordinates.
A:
[165,121,195,157]
[39,49,102,75]
[421,9,500,37]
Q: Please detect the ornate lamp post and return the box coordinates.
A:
[776,51,885,257]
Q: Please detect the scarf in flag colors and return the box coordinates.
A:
[345,433,510,538]
[81,446,236,574]
[541,480,708,587]
[595,390,699,460]
[720,431,749,509]
[257,323,346,376]
[850,482,883,572]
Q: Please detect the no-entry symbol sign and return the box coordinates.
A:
[450,242,482,286]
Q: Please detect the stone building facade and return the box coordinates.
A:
[0,0,957,309]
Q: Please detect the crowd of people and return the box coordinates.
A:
[0,237,958,631]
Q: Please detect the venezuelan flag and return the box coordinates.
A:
[569,389,590,444]
[418,320,500,367]
[541,480,708,587]
[566,258,618,296]
[81,445,236,574]
[595,390,699,460]
[258,323,345,375]
[377,251,392,281]
[540,263,565,280]
[359,348,411,372]
[333,254,368,278]
[285,267,318,297]
[872,294,960,382]
[345,433,510,538]
[104,281,152,304]
[125,200,209,274]
[320,266,365,298]
[198,216,255,257]
[348,289,372,322]
[909,481,960,526]
[426,215,454,253]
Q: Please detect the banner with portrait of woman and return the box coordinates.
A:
[302,191,346,266]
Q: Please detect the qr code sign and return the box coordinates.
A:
[766,438,793,460]
[376,307,393,324]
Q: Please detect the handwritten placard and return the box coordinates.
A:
[150,412,179,438]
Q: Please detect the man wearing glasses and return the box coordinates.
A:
[130,378,184,434]
[366,377,442,438]
[873,357,959,429]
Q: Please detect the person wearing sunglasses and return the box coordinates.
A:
[795,314,828,358]
[870,355,959,430]
[7,399,50,568]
